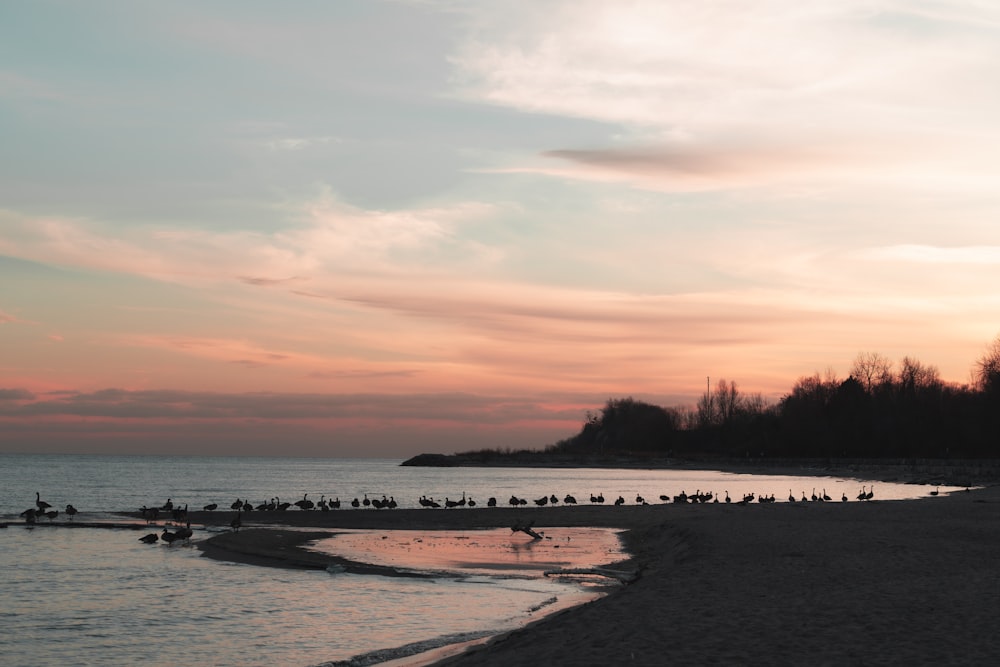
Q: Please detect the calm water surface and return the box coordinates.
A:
[0,454,955,667]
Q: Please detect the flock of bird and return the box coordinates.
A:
[16,484,885,543]
[18,492,77,524]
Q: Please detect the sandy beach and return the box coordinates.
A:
[187,468,1000,667]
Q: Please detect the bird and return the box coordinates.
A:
[822,489,832,502]
[930,487,940,496]
[858,486,868,501]
[44,510,59,522]
[139,532,159,544]
[20,508,37,524]
[487,497,497,507]
[725,491,731,504]
[230,512,242,532]
[230,498,243,510]
[35,492,51,511]
[65,504,78,520]
[351,498,360,508]
[842,492,848,502]
[788,490,796,503]
[160,527,180,545]
[174,521,193,544]
[203,503,218,511]
[866,486,874,501]
[564,494,577,504]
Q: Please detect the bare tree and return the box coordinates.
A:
[715,379,741,424]
[850,351,893,393]
[898,356,940,393]
[974,334,1000,392]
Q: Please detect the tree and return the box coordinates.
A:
[850,351,893,393]
[973,334,1000,393]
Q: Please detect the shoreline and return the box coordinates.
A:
[182,481,1000,666]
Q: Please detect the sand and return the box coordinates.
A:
[185,469,1000,666]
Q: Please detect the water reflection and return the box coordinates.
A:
[309,527,628,578]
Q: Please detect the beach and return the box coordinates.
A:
[189,475,1000,666]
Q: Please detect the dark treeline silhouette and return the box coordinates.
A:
[536,336,1000,460]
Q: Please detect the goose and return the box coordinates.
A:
[362,494,371,507]
[724,491,731,504]
[866,486,874,500]
[203,503,218,512]
[65,504,78,520]
[564,494,577,504]
[788,490,796,503]
[35,492,51,511]
[230,512,242,532]
[487,497,497,507]
[20,508,37,524]
[44,510,59,522]
[842,492,848,502]
[822,489,831,502]
[174,521,193,544]
[614,495,625,506]
[929,487,940,496]
[351,497,361,508]
[801,491,808,502]
[139,532,159,544]
[331,497,341,509]
[857,486,867,501]
[534,496,548,506]
[635,494,645,505]
[160,528,180,545]
[230,498,243,510]
[549,494,558,505]
[811,488,818,502]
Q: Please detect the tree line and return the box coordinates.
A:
[544,335,1000,459]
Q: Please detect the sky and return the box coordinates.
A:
[2,0,1000,457]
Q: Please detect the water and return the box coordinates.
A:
[0,454,954,667]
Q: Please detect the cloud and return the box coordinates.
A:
[855,245,1000,264]
[0,388,36,400]
[449,0,1000,191]
[0,386,589,424]
[263,136,340,151]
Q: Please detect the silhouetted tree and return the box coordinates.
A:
[850,351,893,393]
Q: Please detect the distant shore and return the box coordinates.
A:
[402,453,1000,487]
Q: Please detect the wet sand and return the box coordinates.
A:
[189,483,1000,666]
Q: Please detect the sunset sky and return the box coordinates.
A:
[3,1,1000,457]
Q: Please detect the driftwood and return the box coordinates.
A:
[543,566,639,584]
[511,519,544,540]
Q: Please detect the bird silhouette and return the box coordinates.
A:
[65,504,78,520]
[35,492,51,511]
[230,512,242,532]
[203,503,218,511]
[139,532,159,544]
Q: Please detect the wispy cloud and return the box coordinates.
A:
[856,245,1000,264]
[450,1,1000,191]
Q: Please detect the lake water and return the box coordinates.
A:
[0,454,954,667]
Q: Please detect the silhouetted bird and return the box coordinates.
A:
[139,532,159,544]
[203,503,218,511]
[230,512,242,532]
[65,504,78,520]
[930,487,939,496]
[160,528,180,545]
[35,492,51,511]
